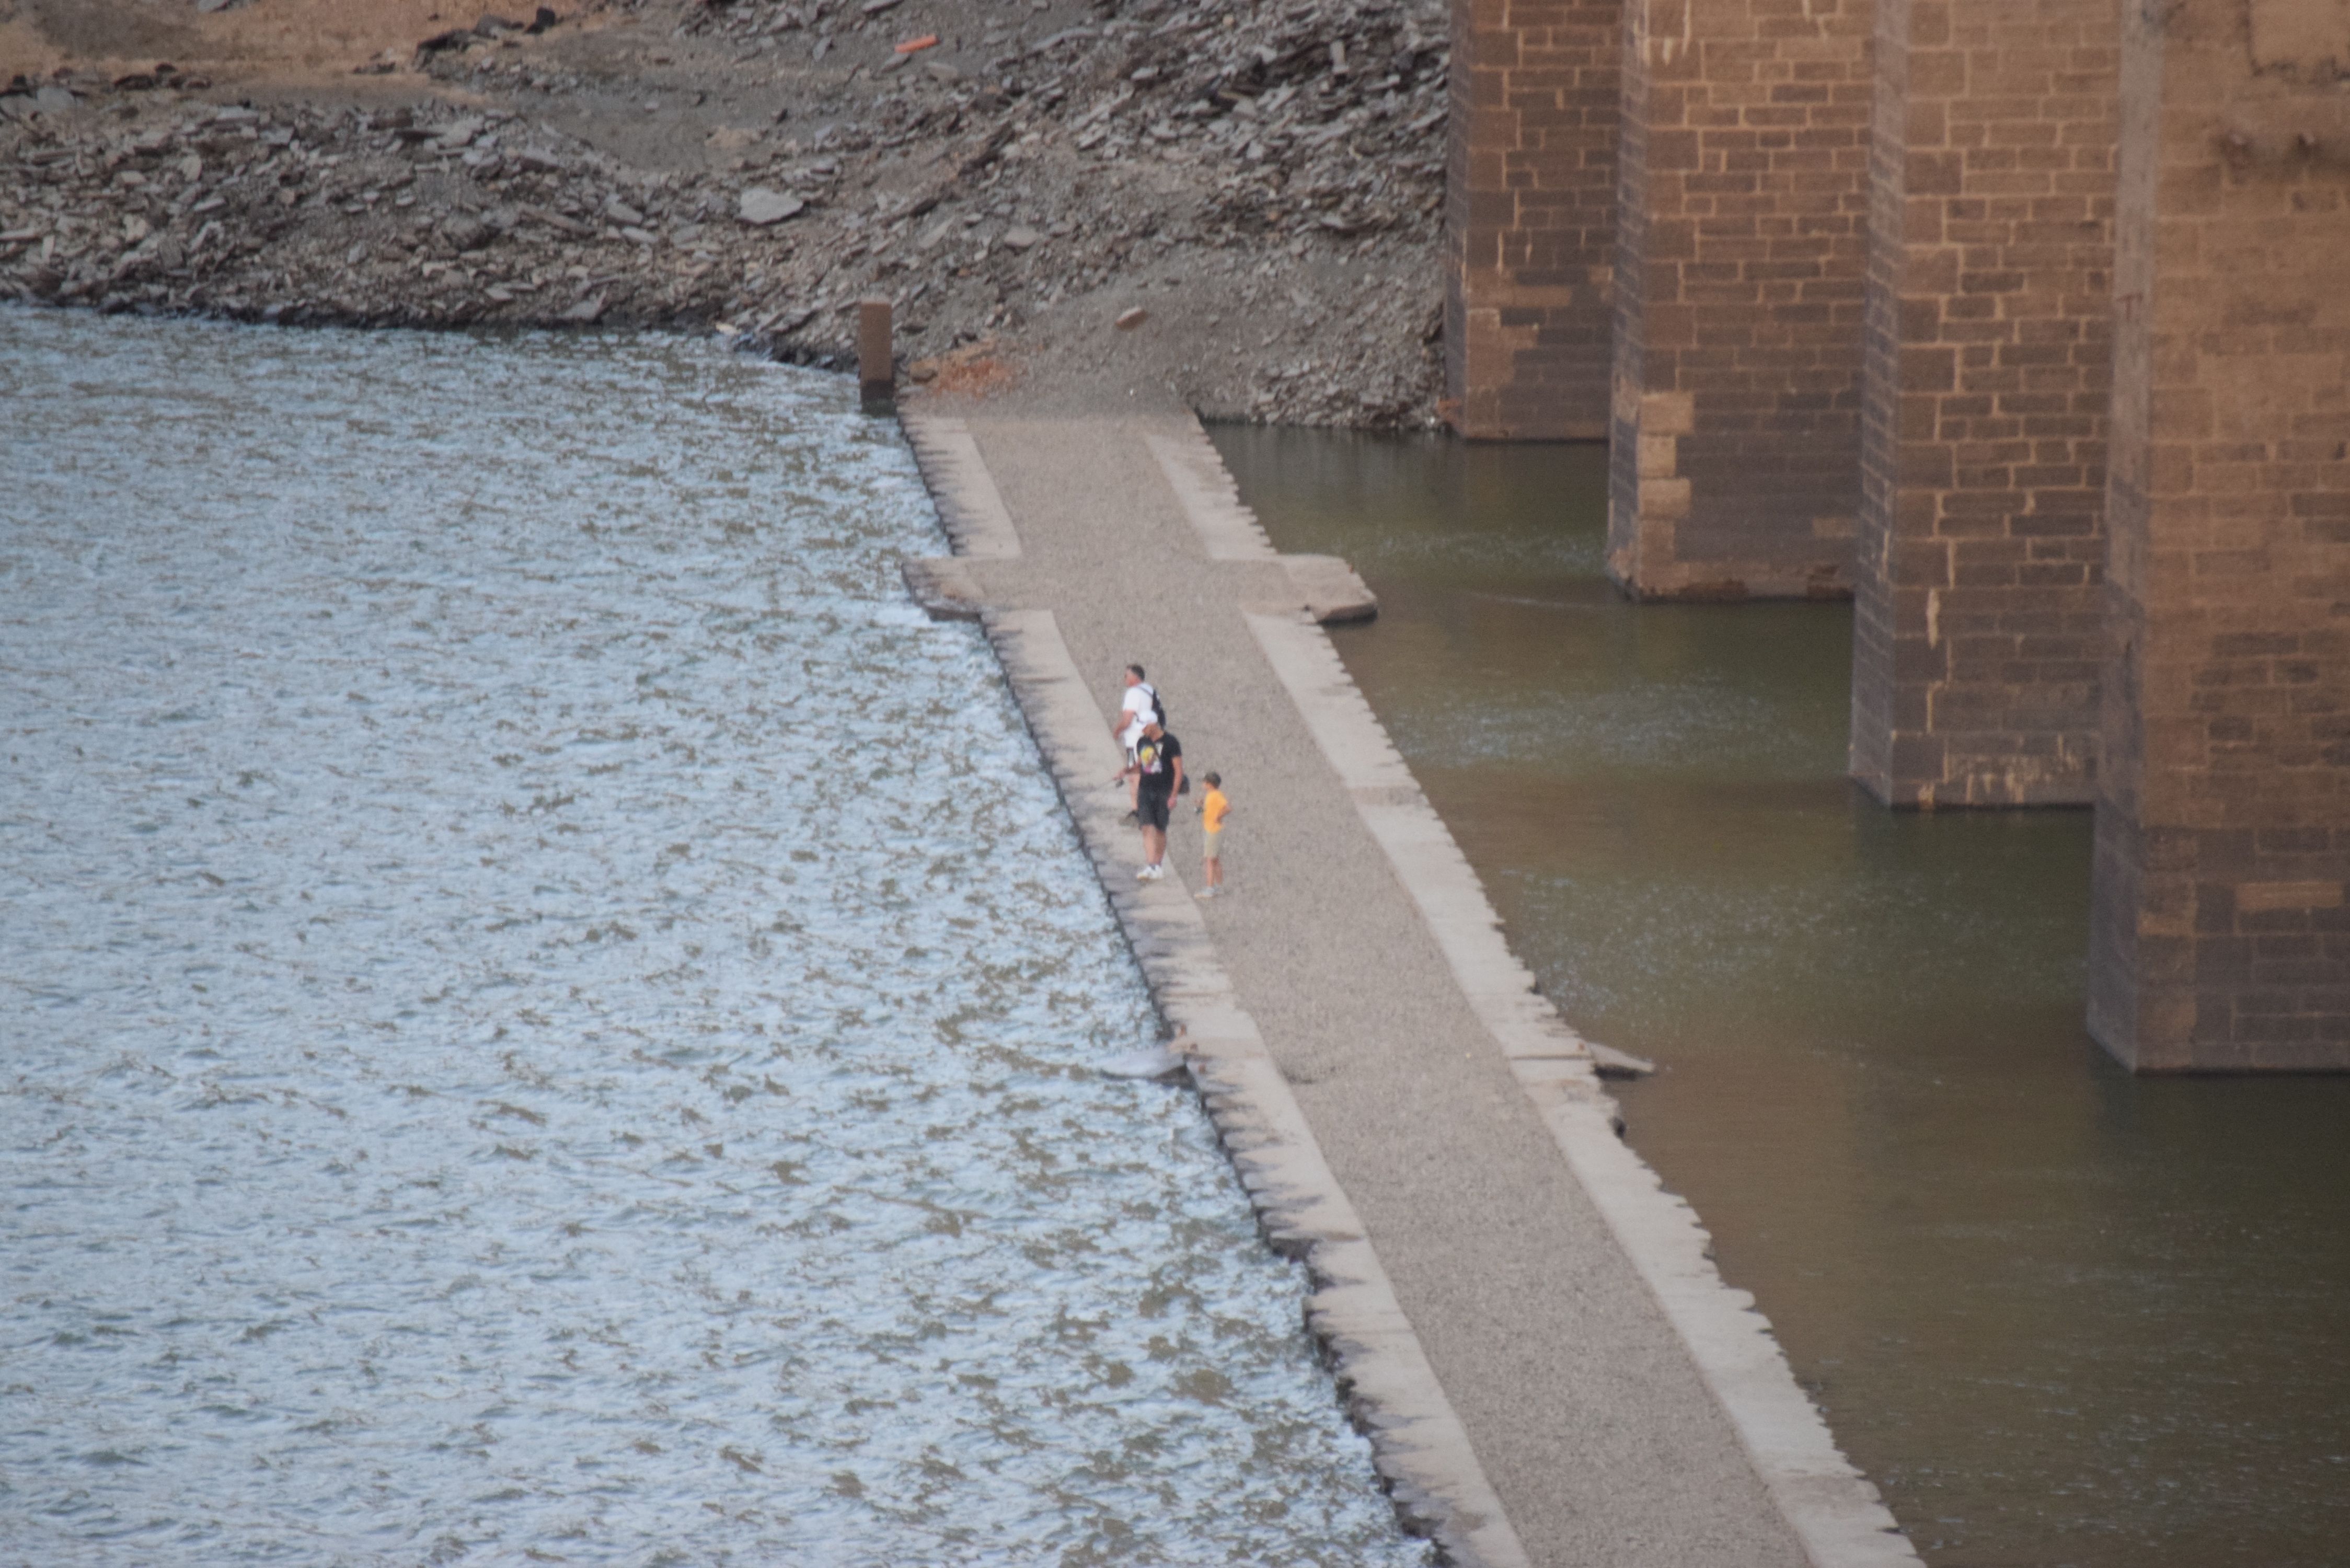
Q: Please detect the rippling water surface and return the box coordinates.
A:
[0,310,1425,1567]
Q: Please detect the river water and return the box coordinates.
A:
[1215,427,2350,1568]
[0,309,1430,1567]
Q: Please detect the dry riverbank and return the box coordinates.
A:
[1,0,1452,427]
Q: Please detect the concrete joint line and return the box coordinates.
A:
[1148,418,1379,624]
[1242,606,1923,1568]
[1243,614,1592,1068]
[975,606,1530,1568]
[1146,422,1280,561]
[903,413,1022,559]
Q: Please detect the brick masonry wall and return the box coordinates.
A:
[1445,0,1622,439]
[2088,0,2350,1070]
[1605,0,1875,599]
[1849,0,2121,806]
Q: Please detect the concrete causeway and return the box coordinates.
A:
[898,392,1922,1568]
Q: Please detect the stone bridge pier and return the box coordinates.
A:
[1445,0,2350,1069]
[1445,0,1621,441]
[2087,0,2350,1069]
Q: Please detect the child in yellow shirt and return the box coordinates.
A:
[1195,773,1230,901]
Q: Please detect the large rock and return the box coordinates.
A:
[1280,554,1379,625]
[736,188,805,226]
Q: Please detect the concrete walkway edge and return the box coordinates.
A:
[1237,605,1921,1568]
[902,406,1923,1568]
[982,603,1532,1568]
[904,409,1529,1567]
[1146,410,1919,1567]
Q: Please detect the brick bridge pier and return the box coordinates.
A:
[1447,0,2348,1069]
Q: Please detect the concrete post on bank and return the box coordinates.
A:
[1847,0,2119,807]
[858,298,894,413]
[1443,0,1622,440]
[2088,0,2350,1070]
[1604,0,1875,600]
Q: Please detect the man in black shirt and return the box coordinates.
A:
[1131,718,1183,882]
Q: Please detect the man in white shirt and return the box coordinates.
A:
[1110,664,1159,824]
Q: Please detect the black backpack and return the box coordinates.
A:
[1142,688,1189,792]
[1164,700,1189,794]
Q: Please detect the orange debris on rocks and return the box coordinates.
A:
[894,34,939,54]
[911,339,1018,398]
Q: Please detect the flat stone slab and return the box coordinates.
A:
[1096,1046,1187,1080]
[735,187,805,226]
[901,556,986,621]
[1283,552,1379,624]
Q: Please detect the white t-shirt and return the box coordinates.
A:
[1118,682,1158,752]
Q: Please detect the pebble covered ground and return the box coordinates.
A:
[1,0,1453,427]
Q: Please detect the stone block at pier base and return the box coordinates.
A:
[2087,0,2350,1070]
[1847,0,2119,807]
[1604,0,1875,600]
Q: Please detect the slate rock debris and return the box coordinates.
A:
[736,187,805,225]
[2,0,1454,429]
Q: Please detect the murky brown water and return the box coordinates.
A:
[1215,424,2350,1568]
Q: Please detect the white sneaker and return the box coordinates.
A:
[1145,863,1166,881]
[1193,887,1216,901]
[1136,864,1155,881]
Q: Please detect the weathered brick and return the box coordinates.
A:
[2087,0,2350,1071]
[1446,0,1622,439]
[1605,0,1876,600]
[1850,0,2117,809]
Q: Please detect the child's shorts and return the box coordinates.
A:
[1203,829,1223,859]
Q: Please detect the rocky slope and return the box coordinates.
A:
[1,0,1453,426]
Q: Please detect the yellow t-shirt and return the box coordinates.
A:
[1201,788,1230,834]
